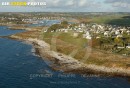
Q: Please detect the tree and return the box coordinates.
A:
[48,24,61,32]
[61,21,69,28]
[99,40,103,49]
[61,21,68,25]
[122,37,127,47]
[114,37,120,44]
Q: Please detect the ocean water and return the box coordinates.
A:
[27,20,61,27]
[0,26,25,36]
[0,26,130,88]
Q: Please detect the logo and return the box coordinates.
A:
[1,1,46,6]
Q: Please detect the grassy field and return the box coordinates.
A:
[11,27,130,69]
[42,32,130,68]
[87,14,130,26]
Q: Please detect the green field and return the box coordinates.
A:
[89,14,130,26]
[42,32,130,68]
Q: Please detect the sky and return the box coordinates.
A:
[0,0,130,12]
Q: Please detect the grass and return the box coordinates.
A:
[14,31,41,39]
[11,29,130,70]
[89,15,130,26]
[43,32,87,48]
[42,32,130,68]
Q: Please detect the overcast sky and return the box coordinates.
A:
[0,0,129,12]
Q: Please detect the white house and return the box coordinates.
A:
[44,29,47,32]
[104,31,109,37]
[84,31,92,39]
[117,34,123,38]
[73,32,79,37]
[127,30,130,35]
[115,30,120,35]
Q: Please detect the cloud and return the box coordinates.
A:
[105,0,130,8]
[104,0,130,12]
[40,0,101,8]
[105,0,130,3]
[79,0,88,7]
[66,0,74,6]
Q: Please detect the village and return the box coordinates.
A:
[44,22,130,56]
[0,13,130,56]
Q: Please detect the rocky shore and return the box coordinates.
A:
[9,35,130,77]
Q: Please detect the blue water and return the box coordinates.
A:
[0,26,25,36]
[0,26,130,88]
[27,20,61,27]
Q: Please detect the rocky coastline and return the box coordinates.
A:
[9,35,130,77]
